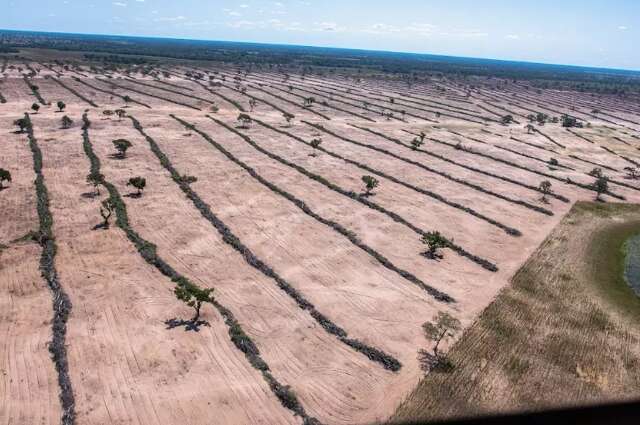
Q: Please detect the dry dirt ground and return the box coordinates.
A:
[1,51,640,425]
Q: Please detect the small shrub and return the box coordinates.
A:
[0,168,11,190]
[14,117,30,133]
[237,113,252,129]
[421,231,450,259]
[624,166,639,180]
[174,284,214,322]
[115,108,126,120]
[539,180,552,203]
[361,175,379,196]
[56,100,66,112]
[309,138,322,156]
[100,198,115,228]
[31,103,40,113]
[411,137,424,150]
[86,172,104,195]
[61,115,73,129]
[593,175,609,201]
[127,176,146,196]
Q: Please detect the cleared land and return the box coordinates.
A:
[1,49,640,425]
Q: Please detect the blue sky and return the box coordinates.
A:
[1,0,638,70]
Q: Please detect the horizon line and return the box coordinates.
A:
[2,27,639,74]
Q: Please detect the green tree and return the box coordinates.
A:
[411,137,424,150]
[525,124,535,134]
[588,167,603,178]
[86,172,104,195]
[309,138,322,156]
[539,180,552,203]
[127,176,146,196]
[283,112,295,127]
[100,198,115,228]
[31,103,40,113]
[174,284,214,322]
[421,311,461,364]
[624,167,639,180]
[114,109,126,121]
[248,98,257,111]
[501,115,514,125]
[56,101,66,112]
[237,113,252,129]
[14,117,30,133]
[594,175,609,201]
[122,95,132,105]
[0,168,12,190]
[361,175,379,196]
[61,115,73,129]
[113,139,132,159]
[421,231,450,259]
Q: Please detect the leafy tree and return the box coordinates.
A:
[86,172,104,195]
[31,103,40,113]
[127,176,146,196]
[420,311,461,368]
[174,284,214,322]
[548,158,559,167]
[210,105,219,113]
[113,139,132,158]
[122,95,132,105]
[248,98,257,111]
[435,111,441,119]
[594,175,609,201]
[525,124,535,134]
[361,175,379,196]
[56,100,66,112]
[624,166,639,180]
[14,117,30,133]
[115,109,126,121]
[283,112,295,127]
[303,97,315,107]
[411,137,424,150]
[421,231,450,259]
[100,198,115,228]
[501,115,514,125]
[309,138,322,156]
[61,115,73,129]
[538,180,552,203]
[588,167,603,178]
[0,168,11,190]
[237,113,252,129]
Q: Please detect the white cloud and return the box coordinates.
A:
[154,15,187,22]
[618,25,628,30]
[505,34,520,39]
[112,2,127,7]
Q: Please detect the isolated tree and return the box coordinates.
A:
[303,97,315,107]
[411,137,424,150]
[113,139,132,159]
[421,311,461,367]
[114,109,126,121]
[421,231,450,259]
[435,111,441,119]
[86,172,103,195]
[548,158,559,167]
[61,115,73,129]
[210,105,220,114]
[624,166,639,180]
[99,198,115,228]
[309,138,322,156]
[31,103,40,113]
[501,114,514,125]
[102,110,114,119]
[127,176,146,196]
[525,124,535,134]
[588,167,603,178]
[14,117,30,133]
[0,168,11,190]
[539,180,552,203]
[594,175,609,201]
[56,100,66,112]
[361,175,379,196]
[122,95,132,105]
[237,113,252,129]
[248,98,257,111]
[174,284,214,323]
[283,112,295,127]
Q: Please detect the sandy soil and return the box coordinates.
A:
[1,52,640,424]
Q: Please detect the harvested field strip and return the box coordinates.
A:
[72,77,151,108]
[531,129,566,149]
[24,75,48,105]
[80,114,322,423]
[254,118,521,246]
[255,79,380,122]
[136,115,407,369]
[96,78,200,110]
[345,124,555,215]
[247,83,334,120]
[601,146,640,167]
[124,77,213,104]
[25,114,76,425]
[210,116,498,275]
[152,77,195,91]
[418,133,625,200]
[446,130,574,171]
[176,113,458,298]
[510,137,557,154]
[568,155,617,172]
[216,82,301,118]
[189,79,246,111]
[45,76,98,107]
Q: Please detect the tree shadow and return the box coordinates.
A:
[164,317,210,332]
[124,192,142,199]
[418,349,455,374]
[108,153,126,160]
[421,251,444,261]
[92,222,109,231]
[81,191,99,199]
